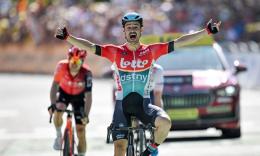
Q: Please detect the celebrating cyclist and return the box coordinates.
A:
[55,12,220,156]
[48,46,92,156]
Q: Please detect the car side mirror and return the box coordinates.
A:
[233,60,247,75]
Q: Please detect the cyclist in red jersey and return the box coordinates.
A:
[48,46,92,156]
[55,12,221,156]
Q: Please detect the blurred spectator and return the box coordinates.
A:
[0,0,259,45]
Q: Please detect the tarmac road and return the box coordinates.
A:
[0,74,259,156]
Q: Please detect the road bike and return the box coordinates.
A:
[49,107,84,156]
[106,117,155,156]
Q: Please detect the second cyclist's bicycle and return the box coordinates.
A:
[49,107,84,156]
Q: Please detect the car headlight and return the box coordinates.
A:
[216,86,237,96]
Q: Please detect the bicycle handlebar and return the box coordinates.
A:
[109,123,154,131]
[56,109,77,113]
[49,107,85,124]
[106,122,155,144]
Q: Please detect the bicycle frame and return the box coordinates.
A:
[106,117,154,156]
[64,111,74,156]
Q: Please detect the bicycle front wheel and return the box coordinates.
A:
[135,129,146,155]
[63,129,74,156]
[126,145,134,156]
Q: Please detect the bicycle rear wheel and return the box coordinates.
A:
[63,129,74,156]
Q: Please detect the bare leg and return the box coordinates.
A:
[53,103,66,135]
[53,111,63,130]
[154,113,172,144]
[52,103,66,150]
[76,124,86,155]
[114,139,127,156]
[141,113,171,156]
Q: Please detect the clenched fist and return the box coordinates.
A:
[55,26,69,40]
[206,19,221,34]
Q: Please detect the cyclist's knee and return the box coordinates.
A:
[155,115,171,129]
[54,111,63,119]
[55,102,66,110]
[114,139,127,151]
[76,125,86,134]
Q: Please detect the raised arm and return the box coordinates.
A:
[174,19,221,48]
[55,26,96,53]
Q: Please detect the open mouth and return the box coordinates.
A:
[129,33,137,39]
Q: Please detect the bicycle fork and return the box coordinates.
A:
[63,113,74,156]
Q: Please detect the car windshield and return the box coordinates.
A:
[156,46,224,70]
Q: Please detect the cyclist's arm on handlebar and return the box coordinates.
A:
[67,35,96,54]
[84,92,92,118]
[50,81,59,107]
[48,81,59,123]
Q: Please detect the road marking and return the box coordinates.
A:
[0,110,19,118]
[242,121,260,133]
[0,127,55,140]
[0,128,7,134]
[0,125,108,140]
[168,128,221,138]
[41,110,49,116]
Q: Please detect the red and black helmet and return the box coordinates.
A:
[67,46,87,60]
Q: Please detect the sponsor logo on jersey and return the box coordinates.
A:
[67,81,84,87]
[78,82,84,87]
[139,48,149,56]
[119,123,125,127]
[120,58,148,69]
[120,73,148,83]
[122,51,127,55]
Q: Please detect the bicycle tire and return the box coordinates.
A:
[139,129,146,153]
[63,129,75,156]
[135,129,146,155]
[126,145,134,156]
[71,129,75,155]
[63,129,70,156]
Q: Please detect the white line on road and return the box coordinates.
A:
[0,127,55,140]
[0,110,19,118]
[0,125,108,140]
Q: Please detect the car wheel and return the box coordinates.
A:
[221,128,241,138]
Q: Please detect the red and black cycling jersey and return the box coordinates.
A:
[94,41,174,100]
[53,60,92,95]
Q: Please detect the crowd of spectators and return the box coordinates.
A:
[0,0,259,45]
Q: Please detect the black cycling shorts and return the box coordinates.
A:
[111,92,166,141]
[57,88,85,125]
